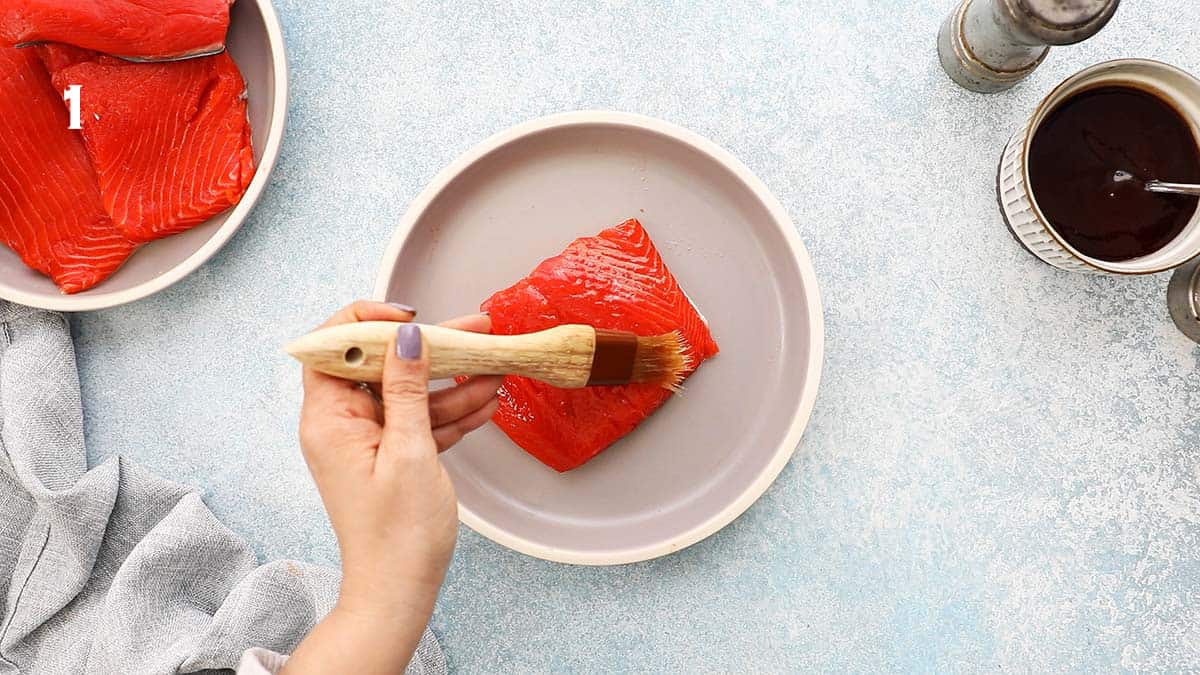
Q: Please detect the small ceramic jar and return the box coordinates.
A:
[998,59,1200,275]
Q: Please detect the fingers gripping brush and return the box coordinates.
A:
[284,323,693,391]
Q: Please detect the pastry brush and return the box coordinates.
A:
[284,322,692,391]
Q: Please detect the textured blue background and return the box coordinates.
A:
[73,1,1199,671]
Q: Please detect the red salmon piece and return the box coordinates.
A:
[1,0,231,61]
[39,45,255,243]
[480,219,718,472]
[0,47,134,293]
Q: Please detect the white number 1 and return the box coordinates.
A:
[63,85,81,130]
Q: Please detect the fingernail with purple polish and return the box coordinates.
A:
[388,302,417,314]
[396,323,422,360]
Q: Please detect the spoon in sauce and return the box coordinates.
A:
[1111,170,1200,197]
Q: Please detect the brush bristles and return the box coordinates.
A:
[631,331,693,391]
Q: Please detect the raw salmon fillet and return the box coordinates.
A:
[480,219,718,472]
[39,45,255,242]
[0,48,134,293]
[1,0,232,61]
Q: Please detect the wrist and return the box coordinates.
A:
[337,536,454,603]
[285,603,428,674]
[337,566,444,622]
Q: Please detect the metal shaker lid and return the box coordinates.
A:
[1005,0,1120,45]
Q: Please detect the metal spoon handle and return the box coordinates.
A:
[1145,180,1200,196]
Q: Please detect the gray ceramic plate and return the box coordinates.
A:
[0,0,287,311]
[375,112,823,565]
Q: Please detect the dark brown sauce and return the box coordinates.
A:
[1028,85,1200,262]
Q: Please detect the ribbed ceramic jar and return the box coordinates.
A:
[998,59,1200,275]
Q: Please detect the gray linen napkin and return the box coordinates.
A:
[0,301,446,675]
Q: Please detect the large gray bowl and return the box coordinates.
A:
[375,112,824,565]
[0,0,287,311]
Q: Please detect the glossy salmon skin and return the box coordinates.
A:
[39,45,255,242]
[1,0,231,61]
[0,48,134,293]
[479,219,718,472]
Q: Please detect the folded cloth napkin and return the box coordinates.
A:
[0,301,446,675]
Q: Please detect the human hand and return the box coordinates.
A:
[287,301,499,673]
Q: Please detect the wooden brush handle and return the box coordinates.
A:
[284,322,598,387]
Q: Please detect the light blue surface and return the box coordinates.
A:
[73,1,1200,671]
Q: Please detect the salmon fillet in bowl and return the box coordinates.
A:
[0,0,287,311]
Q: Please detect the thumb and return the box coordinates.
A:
[380,323,434,452]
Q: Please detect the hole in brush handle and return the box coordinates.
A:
[343,346,365,366]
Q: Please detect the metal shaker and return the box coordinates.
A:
[1169,259,1200,344]
[939,0,1120,92]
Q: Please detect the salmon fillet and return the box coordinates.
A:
[479,219,718,472]
[39,45,255,242]
[0,47,134,293]
[1,0,232,61]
